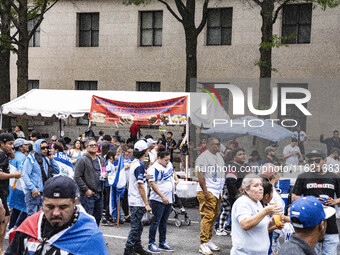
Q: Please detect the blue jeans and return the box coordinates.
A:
[126,206,146,248]
[25,193,42,216]
[80,193,103,226]
[315,233,339,255]
[149,200,173,244]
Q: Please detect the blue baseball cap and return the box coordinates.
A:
[290,196,335,228]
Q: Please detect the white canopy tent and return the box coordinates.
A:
[0,89,229,128]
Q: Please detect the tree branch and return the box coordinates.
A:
[158,0,183,22]
[272,0,292,24]
[252,0,263,7]
[196,0,209,35]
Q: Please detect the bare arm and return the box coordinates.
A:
[240,205,280,231]
[138,182,151,211]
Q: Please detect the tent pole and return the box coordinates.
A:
[0,107,2,130]
[59,119,63,138]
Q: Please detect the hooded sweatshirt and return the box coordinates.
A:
[22,139,60,193]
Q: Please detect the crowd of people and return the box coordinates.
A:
[0,124,339,255]
[195,128,340,255]
[0,126,188,255]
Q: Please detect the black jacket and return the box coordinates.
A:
[74,153,105,194]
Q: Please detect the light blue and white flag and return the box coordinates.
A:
[53,152,74,178]
[109,151,126,220]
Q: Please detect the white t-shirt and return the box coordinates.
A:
[293,131,307,142]
[326,156,340,173]
[149,149,157,164]
[148,162,175,203]
[231,195,270,255]
[282,222,295,242]
[283,144,301,166]
[196,150,225,198]
[128,158,148,207]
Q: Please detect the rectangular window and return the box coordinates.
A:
[75,80,98,90]
[282,4,312,44]
[140,11,163,46]
[278,83,308,131]
[76,81,98,125]
[137,82,161,91]
[28,19,40,47]
[207,8,232,46]
[28,80,39,90]
[78,13,99,47]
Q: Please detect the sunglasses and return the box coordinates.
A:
[308,158,322,164]
[213,143,220,146]
[88,144,98,148]
[40,146,49,150]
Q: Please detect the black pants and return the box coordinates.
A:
[103,186,111,219]
[122,187,129,217]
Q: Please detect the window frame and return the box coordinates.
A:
[140,11,163,47]
[206,8,233,46]
[75,80,98,125]
[78,13,100,47]
[136,81,161,92]
[282,3,312,44]
[28,18,40,47]
[28,80,39,91]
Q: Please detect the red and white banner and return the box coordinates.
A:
[90,95,187,125]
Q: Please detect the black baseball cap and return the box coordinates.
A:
[43,176,78,199]
[0,133,14,143]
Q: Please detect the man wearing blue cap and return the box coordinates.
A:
[292,149,340,255]
[278,196,335,255]
[5,176,108,255]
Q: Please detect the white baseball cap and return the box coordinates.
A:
[134,140,148,152]
[146,138,157,147]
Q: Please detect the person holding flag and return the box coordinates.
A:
[6,139,30,239]
[50,142,74,179]
[109,146,130,224]
[5,176,108,255]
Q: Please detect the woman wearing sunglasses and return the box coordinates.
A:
[21,139,60,216]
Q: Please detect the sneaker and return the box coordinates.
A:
[199,243,213,255]
[147,243,160,254]
[101,218,108,226]
[179,207,186,213]
[158,242,174,252]
[4,228,15,240]
[135,244,152,255]
[207,240,220,251]
[216,228,228,236]
[124,247,137,255]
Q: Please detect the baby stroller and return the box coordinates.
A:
[172,194,191,227]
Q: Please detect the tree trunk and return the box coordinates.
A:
[185,29,198,93]
[258,2,274,111]
[0,0,12,130]
[256,1,274,154]
[16,0,29,134]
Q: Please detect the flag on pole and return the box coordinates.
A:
[109,151,126,220]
